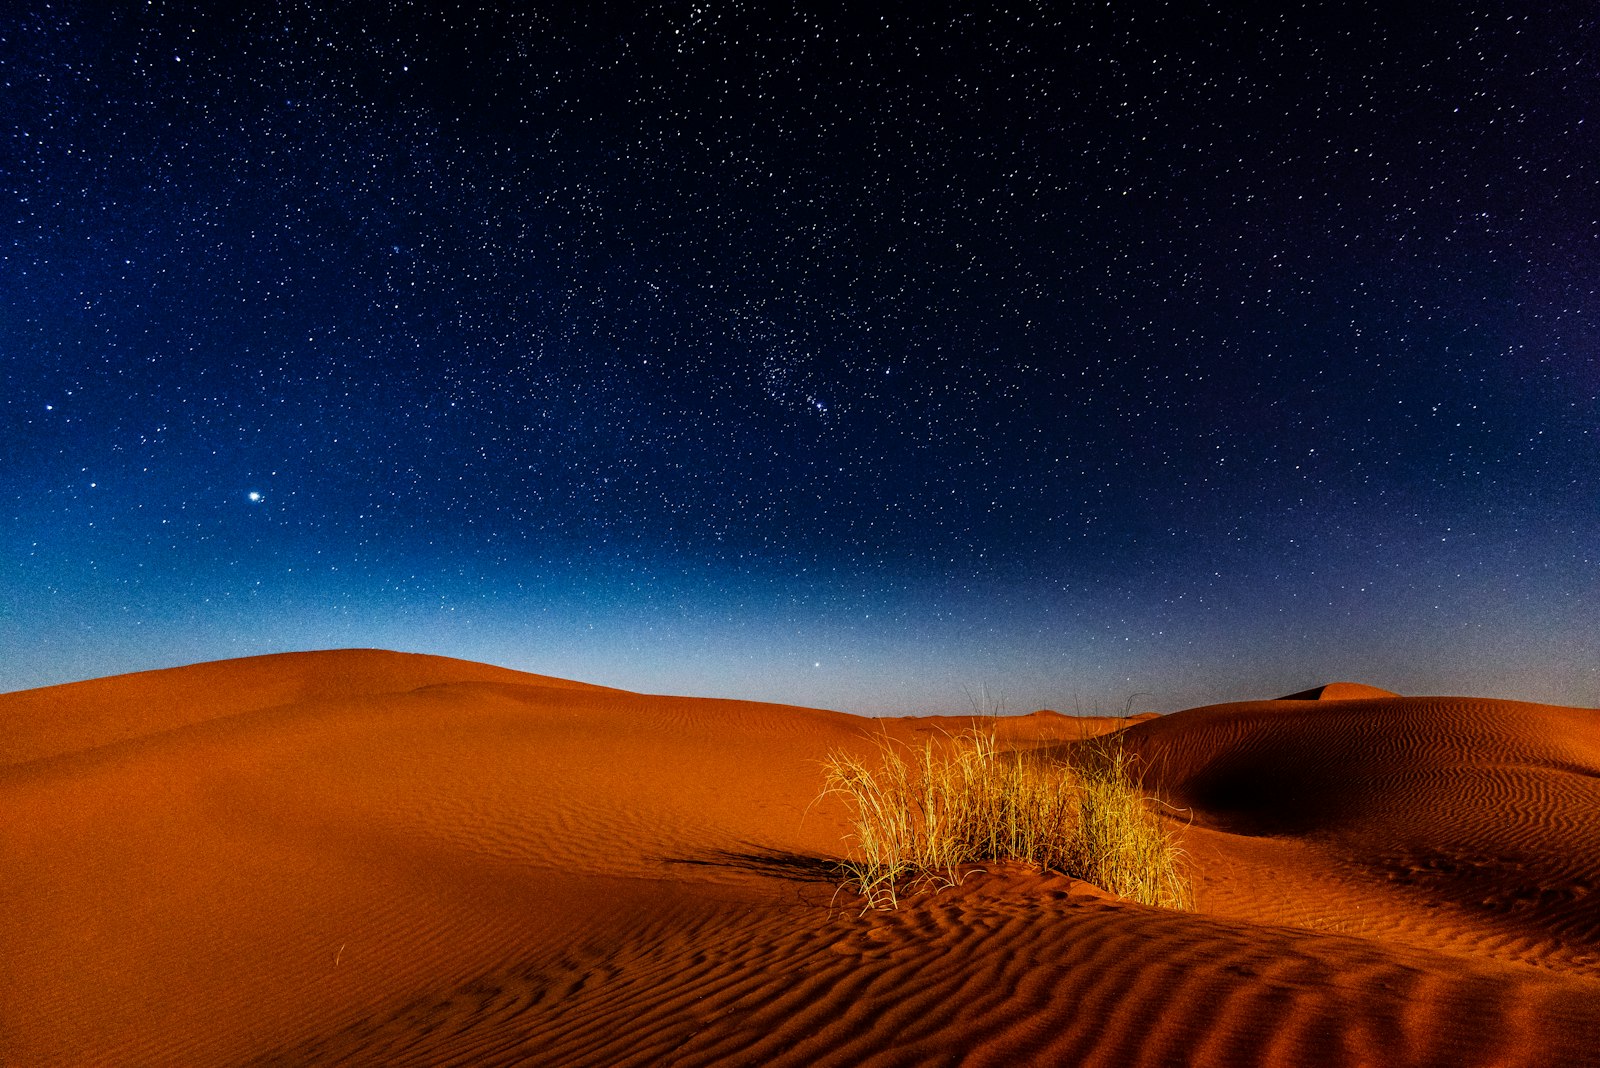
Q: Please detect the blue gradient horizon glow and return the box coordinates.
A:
[5,525,1593,713]
[3,5,1596,713]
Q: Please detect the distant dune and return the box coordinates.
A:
[4,651,1598,1065]
[1277,681,1402,701]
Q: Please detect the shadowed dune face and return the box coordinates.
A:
[1124,696,1600,973]
[4,653,1599,1066]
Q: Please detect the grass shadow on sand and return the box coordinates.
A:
[665,848,842,884]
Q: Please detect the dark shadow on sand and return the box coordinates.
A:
[665,848,841,883]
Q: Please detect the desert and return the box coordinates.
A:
[3,649,1597,1066]
[13,4,1600,1064]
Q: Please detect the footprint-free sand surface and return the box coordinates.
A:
[4,650,1598,1065]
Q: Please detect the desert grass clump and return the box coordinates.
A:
[819,728,1075,910]
[1064,738,1192,911]
[820,726,1190,912]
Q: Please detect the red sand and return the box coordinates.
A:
[4,650,1598,1065]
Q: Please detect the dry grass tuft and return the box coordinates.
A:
[820,726,1189,912]
[1064,737,1192,910]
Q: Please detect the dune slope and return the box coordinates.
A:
[1124,694,1600,975]
[4,653,1598,1066]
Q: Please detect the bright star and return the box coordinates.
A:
[248,491,262,502]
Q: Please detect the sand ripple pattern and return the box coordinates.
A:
[255,873,1600,1067]
[1129,695,1600,973]
[5,653,1600,1065]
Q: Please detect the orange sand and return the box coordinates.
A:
[3,650,1598,1065]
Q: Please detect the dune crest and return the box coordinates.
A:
[0,648,612,766]
[4,652,1597,1066]
[1277,681,1400,701]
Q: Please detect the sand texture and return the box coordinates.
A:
[4,650,1598,1065]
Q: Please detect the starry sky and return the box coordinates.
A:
[4,2,1597,714]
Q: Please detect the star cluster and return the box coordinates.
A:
[3,2,1596,712]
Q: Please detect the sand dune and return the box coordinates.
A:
[1125,693,1600,975]
[4,651,1598,1065]
[1278,681,1401,701]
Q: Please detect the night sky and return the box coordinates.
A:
[4,2,1597,714]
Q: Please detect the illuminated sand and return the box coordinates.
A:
[4,651,1598,1065]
